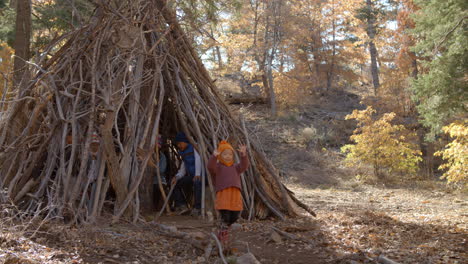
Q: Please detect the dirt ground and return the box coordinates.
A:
[1,184,466,264]
[289,184,467,264]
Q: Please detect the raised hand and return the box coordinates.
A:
[213,149,220,156]
[238,144,247,156]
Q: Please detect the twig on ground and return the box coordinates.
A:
[271,226,315,245]
[211,232,228,264]
[377,255,400,264]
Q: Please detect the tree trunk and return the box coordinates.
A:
[369,41,380,94]
[266,62,277,117]
[261,70,270,100]
[326,0,336,91]
[366,0,380,95]
[215,46,223,70]
[13,0,32,87]
[267,0,282,118]
[411,55,418,79]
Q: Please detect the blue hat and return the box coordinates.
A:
[175,132,189,143]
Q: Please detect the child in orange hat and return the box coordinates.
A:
[207,141,249,248]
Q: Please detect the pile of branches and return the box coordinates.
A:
[0,0,313,224]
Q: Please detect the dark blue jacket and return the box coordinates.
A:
[179,144,196,177]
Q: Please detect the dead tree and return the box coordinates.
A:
[0,0,313,224]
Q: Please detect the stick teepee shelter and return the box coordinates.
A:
[0,0,314,223]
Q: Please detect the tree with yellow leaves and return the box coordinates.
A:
[342,106,422,179]
[435,121,467,186]
[0,41,13,103]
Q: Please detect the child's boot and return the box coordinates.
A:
[217,222,229,252]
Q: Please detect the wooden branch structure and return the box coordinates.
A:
[0,0,312,224]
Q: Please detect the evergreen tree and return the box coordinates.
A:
[411,0,467,138]
[0,0,15,46]
[33,0,94,49]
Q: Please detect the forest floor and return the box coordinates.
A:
[1,184,466,264]
[1,90,467,264]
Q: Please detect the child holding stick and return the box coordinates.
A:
[171,132,202,216]
[208,141,249,248]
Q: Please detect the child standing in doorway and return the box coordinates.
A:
[208,141,249,248]
[172,132,203,216]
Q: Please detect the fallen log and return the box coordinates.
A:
[225,95,267,105]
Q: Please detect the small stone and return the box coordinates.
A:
[207,212,214,222]
[160,224,178,233]
[270,231,282,244]
[113,254,119,258]
[231,223,242,231]
[192,232,206,240]
[237,253,261,264]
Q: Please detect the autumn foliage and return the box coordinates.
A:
[0,41,13,87]
[341,106,422,179]
[435,121,468,186]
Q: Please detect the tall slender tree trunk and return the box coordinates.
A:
[366,0,380,95]
[215,46,223,70]
[13,0,32,87]
[368,41,379,94]
[266,58,276,117]
[326,0,336,91]
[252,0,281,118]
[267,0,283,118]
[411,55,418,79]
[209,27,223,70]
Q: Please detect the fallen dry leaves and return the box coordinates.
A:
[289,184,467,263]
[1,184,466,264]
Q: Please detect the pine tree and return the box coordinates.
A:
[411,0,467,138]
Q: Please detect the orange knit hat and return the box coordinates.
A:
[217,140,235,166]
